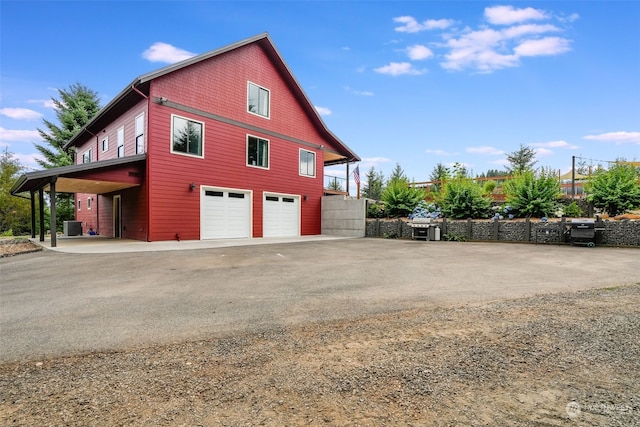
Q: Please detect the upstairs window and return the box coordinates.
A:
[171,115,203,157]
[247,82,270,118]
[299,149,316,177]
[101,136,109,152]
[247,135,269,169]
[82,148,92,163]
[117,126,124,158]
[135,113,145,154]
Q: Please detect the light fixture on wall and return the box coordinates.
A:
[159,96,168,104]
[303,195,308,201]
[189,182,196,191]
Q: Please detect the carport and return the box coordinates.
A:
[10,155,146,247]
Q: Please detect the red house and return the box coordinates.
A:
[12,33,359,244]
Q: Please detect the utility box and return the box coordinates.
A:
[63,221,82,236]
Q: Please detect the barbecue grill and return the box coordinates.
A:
[570,219,604,247]
[410,218,440,241]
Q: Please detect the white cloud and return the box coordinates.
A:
[0,127,41,142]
[534,147,554,156]
[394,16,455,33]
[27,99,56,109]
[388,6,573,74]
[485,5,549,25]
[0,108,43,121]
[315,106,331,116]
[425,148,458,156]
[531,140,578,149]
[501,24,560,39]
[344,86,374,96]
[374,62,426,76]
[490,159,510,166]
[363,157,392,163]
[583,131,640,145]
[466,146,505,155]
[407,44,434,60]
[142,42,196,64]
[515,37,572,56]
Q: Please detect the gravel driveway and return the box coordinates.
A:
[1,239,639,425]
[1,239,637,362]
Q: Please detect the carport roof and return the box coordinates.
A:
[10,154,146,195]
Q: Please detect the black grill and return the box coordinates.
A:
[570,219,600,247]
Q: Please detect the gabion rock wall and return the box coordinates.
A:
[365,218,640,247]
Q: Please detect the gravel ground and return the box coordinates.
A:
[1,283,638,426]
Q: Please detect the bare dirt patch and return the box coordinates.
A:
[1,285,638,426]
[0,239,42,258]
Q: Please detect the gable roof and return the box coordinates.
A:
[64,33,359,164]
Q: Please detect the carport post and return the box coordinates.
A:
[30,191,36,239]
[50,177,57,248]
[38,188,45,242]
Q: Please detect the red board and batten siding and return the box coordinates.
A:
[145,43,332,241]
[73,99,149,237]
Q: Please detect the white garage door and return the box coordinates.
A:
[201,188,251,239]
[263,193,300,237]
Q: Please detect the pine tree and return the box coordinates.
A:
[34,83,101,230]
[506,144,537,174]
[362,166,385,200]
[35,83,101,168]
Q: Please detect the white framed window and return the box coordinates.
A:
[117,126,124,158]
[135,113,145,154]
[246,135,269,169]
[82,148,92,163]
[77,199,81,211]
[171,114,204,157]
[87,197,92,210]
[247,82,270,118]
[101,136,109,152]
[299,149,316,177]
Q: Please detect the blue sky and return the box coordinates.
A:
[1,1,639,192]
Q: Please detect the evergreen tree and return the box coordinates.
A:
[0,149,32,235]
[35,83,101,168]
[388,163,407,183]
[362,166,385,200]
[34,83,101,229]
[505,144,537,175]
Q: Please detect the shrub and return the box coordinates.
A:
[482,180,497,194]
[381,179,427,217]
[440,178,491,219]
[585,163,640,216]
[503,168,561,218]
[563,201,583,217]
[367,202,386,218]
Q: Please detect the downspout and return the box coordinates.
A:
[131,83,151,241]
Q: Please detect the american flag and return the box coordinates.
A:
[353,165,360,185]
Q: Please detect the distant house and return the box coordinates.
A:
[11,33,359,244]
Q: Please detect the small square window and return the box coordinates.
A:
[248,82,270,118]
[172,115,203,157]
[101,136,109,152]
[299,149,316,177]
[247,135,269,168]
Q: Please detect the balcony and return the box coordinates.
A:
[324,174,348,196]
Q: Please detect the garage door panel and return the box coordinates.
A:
[202,189,251,239]
[263,193,299,238]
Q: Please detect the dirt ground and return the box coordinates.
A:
[1,282,638,426]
